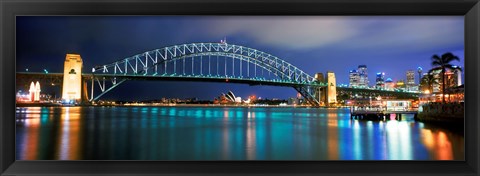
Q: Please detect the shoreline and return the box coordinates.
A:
[16,102,349,109]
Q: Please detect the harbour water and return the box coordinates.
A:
[15,106,464,160]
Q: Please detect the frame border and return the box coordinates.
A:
[1,0,479,175]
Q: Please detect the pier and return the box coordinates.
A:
[350,106,418,121]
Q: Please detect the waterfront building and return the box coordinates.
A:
[426,66,462,94]
[223,91,237,102]
[452,66,462,86]
[429,70,442,93]
[357,65,369,88]
[385,78,394,91]
[62,54,83,103]
[375,72,385,89]
[349,70,360,88]
[406,70,415,91]
[384,99,414,111]
[235,97,242,103]
[396,80,406,91]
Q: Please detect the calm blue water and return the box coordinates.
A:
[15,106,464,160]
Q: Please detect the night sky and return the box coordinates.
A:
[16,16,464,101]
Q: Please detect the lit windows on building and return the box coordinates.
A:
[406,70,415,91]
[375,72,385,89]
[357,65,369,88]
[349,70,360,88]
[452,66,462,86]
[396,80,406,91]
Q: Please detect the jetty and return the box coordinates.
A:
[350,106,418,121]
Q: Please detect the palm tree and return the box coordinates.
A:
[428,52,461,103]
[420,74,439,94]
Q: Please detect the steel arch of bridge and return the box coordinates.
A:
[90,42,325,105]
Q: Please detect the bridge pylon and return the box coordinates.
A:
[62,54,83,104]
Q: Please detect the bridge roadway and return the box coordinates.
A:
[16,72,420,95]
[16,72,319,87]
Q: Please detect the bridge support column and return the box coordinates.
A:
[326,71,337,107]
[61,54,83,104]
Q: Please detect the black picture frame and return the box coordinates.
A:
[1,0,479,175]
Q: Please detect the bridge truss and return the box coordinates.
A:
[90,42,326,106]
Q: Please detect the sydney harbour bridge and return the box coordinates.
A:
[16,42,419,107]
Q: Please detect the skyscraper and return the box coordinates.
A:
[375,72,385,89]
[452,66,462,86]
[349,70,360,88]
[430,70,441,93]
[406,70,415,91]
[357,65,368,88]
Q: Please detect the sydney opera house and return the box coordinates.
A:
[213,91,244,104]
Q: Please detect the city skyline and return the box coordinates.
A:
[16,16,464,100]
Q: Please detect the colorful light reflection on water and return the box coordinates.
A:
[15,106,464,160]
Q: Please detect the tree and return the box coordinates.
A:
[420,74,438,94]
[428,52,461,103]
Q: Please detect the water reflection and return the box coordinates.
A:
[57,107,82,160]
[16,106,464,160]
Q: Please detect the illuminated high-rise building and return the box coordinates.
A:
[429,70,441,93]
[375,72,385,89]
[452,66,462,86]
[357,65,368,88]
[62,54,83,103]
[429,66,462,93]
[406,70,415,91]
[349,70,360,88]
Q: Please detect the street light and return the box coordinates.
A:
[43,69,48,74]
